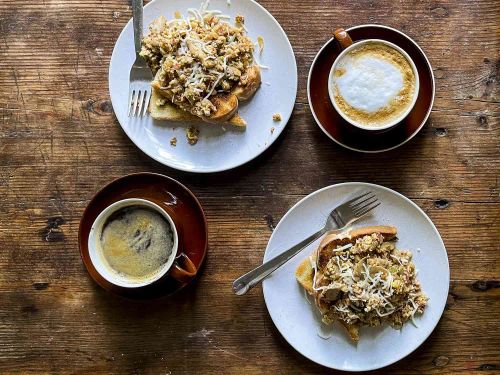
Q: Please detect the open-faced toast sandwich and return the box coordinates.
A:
[140,9,262,129]
[296,225,427,342]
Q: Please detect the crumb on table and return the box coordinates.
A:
[186,126,199,145]
[170,137,177,147]
[272,113,281,121]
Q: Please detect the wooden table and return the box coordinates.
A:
[0,0,498,373]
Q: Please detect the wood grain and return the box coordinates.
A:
[0,0,499,374]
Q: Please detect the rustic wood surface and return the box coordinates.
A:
[0,0,499,373]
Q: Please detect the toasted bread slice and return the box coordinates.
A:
[317,226,397,269]
[296,226,397,293]
[149,66,259,126]
[201,93,239,123]
[319,226,397,250]
[149,88,246,127]
[295,226,398,342]
[232,65,261,101]
[339,321,360,342]
[295,252,316,295]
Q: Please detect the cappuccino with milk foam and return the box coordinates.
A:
[332,41,417,128]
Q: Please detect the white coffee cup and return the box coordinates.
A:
[328,34,420,131]
[88,198,196,288]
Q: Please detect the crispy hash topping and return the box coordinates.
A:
[140,1,255,118]
[311,233,428,332]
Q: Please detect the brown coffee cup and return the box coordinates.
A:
[88,198,197,288]
[334,28,354,49]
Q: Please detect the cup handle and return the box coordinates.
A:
[169,253,197,283]
[334,28,354,50]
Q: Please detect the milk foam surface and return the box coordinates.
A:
[332,42,416,127]
[335,56,404,113]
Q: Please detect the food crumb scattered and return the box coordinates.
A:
[170,137,177,147]
[235,14,244,25]
[186,126,199,145]
[257,36,264,54]
[272,113,282,122]
[270,127,275,134]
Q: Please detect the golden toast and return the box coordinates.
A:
[295,226,398,293]
[149,65,261,127]
[232,65,261,101]
[149,88,246,128]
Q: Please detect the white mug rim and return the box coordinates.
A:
[328,38,420,131]
[88,198,178,288]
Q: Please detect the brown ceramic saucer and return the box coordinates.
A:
[78,173,208,299]
[308,24,435,152]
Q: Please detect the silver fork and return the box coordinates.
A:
[128,0,153,117]
[232,191,380,295]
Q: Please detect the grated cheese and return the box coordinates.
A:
[141,0,260,118]
[301,232,427,341]
[253,54,270,69]
[334,243,353,253]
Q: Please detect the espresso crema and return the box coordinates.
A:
[99,206,174,283]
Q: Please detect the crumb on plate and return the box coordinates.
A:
[235,14,244,25]
[272,113,281,121]
[270,127,275,134]
[186,126,199,145]
[170,137,177,146]
[257,36,264,54]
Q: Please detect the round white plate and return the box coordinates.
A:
[262,182,449,371]
[109,0,297,173]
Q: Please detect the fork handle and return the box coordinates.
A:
[132,0,144,54]
[232,227,329,295]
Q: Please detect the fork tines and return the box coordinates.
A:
[128,89,151,117]
[348,191,380,217]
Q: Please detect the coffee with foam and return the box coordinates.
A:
[332,41,417,128]
[99,206,174,283]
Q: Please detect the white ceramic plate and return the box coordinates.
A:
[262,182,449,371]
[109,0,297,173]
